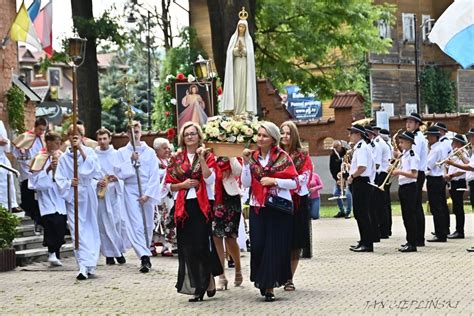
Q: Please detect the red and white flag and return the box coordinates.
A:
[32,1,53,57]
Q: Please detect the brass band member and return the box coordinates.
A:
[445,134,468,239]
[392,131,419,252]
[347,124,375,252]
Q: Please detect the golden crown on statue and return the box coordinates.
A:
[239,6,248,20]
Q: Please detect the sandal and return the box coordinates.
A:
[284,281,295,291]
[234,271,243,287]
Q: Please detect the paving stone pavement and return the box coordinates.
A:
[1,214,473,315]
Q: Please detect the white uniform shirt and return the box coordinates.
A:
[426,141,445,177]
[413,130,428,172]
[349,139,374,178]
[439,136,452,159]
[467,154,474,182]
[399,149,419,186]
[241,152,297,206]
[374,136,391,173]
[447,154,466,181]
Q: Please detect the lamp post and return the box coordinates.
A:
[67,36,87,250]
[127,10,152,130]
[414,15,435,114]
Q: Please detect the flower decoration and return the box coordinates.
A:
[217,87,223,95]
[187,74,196,83]
[203,115,259,144]
[176,73,186,81]
[170,98,177,105]
[165,85,171,91]
[164,111,171,117]
[167,127,176,140]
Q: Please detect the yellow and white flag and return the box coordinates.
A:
[9,1,42,51]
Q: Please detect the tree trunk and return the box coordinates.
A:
[207,0,256,81]
[71,0,101,138]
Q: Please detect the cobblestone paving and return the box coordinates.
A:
[1,214,473,315]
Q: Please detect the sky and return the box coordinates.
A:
[15,0,189,51]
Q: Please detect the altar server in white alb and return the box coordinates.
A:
[116,121,161,273]
[0,120,19,210]
[94,128,127,265]
[55,126,101,280]
[28,132,67,266]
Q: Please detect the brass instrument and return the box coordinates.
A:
[371,130,403,191]
[328,145,352,201]
[97,175,110,199]
[436,143,471,166]
[370,157,401,191]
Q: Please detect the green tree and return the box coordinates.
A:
[421,66,456,113]
[254,0,394,99]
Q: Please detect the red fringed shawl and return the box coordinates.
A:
[290,149,314,209]
[249,146,298,212]
[165,149,216,225]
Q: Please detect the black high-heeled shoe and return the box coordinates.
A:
[207,278,216,298]
[265,292,275,302]
[189,292,205,302]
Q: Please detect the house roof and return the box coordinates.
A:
[330,91,365,109]
[12,75,41,102]
[97,52,128,70]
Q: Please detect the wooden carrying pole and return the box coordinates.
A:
[72,65,79,250]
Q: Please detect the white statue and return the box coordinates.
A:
[222,7,257,115]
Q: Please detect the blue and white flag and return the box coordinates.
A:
[428,0,474,68]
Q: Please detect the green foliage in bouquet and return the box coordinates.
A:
[0,205,20,249]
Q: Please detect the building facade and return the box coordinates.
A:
[370,0,474,115]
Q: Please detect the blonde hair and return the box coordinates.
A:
[280,120,303,154]
[178,122,204,148]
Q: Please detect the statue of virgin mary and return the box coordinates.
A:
[222,8,257,115]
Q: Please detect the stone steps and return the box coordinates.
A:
[13,215,75,266]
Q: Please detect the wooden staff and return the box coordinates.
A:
[72,65,79,250]
[123,78,150,248]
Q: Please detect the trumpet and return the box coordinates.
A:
[328,145,352,201]
[436,143,471,166]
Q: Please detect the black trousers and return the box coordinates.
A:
[351,177,373,247]
[469,180,474,210]
[399,182,417,246]
[20,180,41,225]
[449,179,466,234]
[426,176,449,239]
[375,172,390,237]
[368,179,379,242]
[385,182,393,236]
[415,171,426,243]
[41,213,67,258]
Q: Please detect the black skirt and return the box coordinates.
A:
[249,206,293,289]
[291,195,311,250]
[176,199,223,295]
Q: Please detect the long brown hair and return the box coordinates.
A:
[280,121,303,154]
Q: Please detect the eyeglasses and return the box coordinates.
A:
[184,132,198,138]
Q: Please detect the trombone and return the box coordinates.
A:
[436,143,471,166]
[370,129,402,191]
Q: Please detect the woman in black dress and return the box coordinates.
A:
[165,122,222,302]
[280,121,313,291]
[241,121,298,302]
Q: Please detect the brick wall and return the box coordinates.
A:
[111,131,168,149]
[0,0,18,127]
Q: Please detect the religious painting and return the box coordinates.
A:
[175,81,215,132]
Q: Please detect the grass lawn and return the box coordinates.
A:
[319,202,473,219]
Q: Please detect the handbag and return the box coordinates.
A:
[265,194,293,215]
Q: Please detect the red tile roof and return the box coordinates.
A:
[330,92,365,109]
